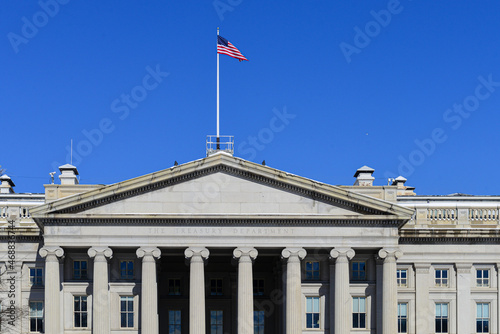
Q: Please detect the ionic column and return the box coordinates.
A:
[330,247,355,334]
[414,263,431,333]
[88,247,113,334]
[137,247,161,334]
[456,263,472,333]
[39,246,64,334]
[233,247,258,334]
[378,248,402,334]
[185,247,210,334]
[281,247,306,334]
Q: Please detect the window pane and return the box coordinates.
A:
[353,315,359,328]
[360,313,366,328]
[483,304,489,317]
[82,313,88,327]
[313,314,319,328]
[75,313,81,327]
[74,298,80,311]
[121,313,127,327]
[128,314,134,327]
[359,298,365,313]
[313,297,319,312]
[306,297,312,312]
[401,319,407,333]
[353,297,359,312]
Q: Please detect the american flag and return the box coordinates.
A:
[217,35,248,61]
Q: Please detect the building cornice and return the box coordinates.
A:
[38,215,406,228]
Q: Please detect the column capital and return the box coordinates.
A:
[378,248,402,262]
[185,247,209,260]
[88,247,113,261]
[330,247,355,262]
[136,247,161,260]
[39,246,64,260]
[233,247,258,262]
[455,263,472,273]
[281,247,306,261]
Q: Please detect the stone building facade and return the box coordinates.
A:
[1,152,499,334]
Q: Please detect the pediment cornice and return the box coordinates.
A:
[31,153,414,222]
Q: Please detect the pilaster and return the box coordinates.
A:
[414,263,431,333]
[456,263,472,333]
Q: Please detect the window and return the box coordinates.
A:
[169,310,181,334]
[29,301,44,332]
[352,297,366,329]
[210,310,223,334]
[30,267,43,286]
[397,269,407,287]
[254,310,265,334]
[305,261,320,280]
[477,303,490,333]
[435,269,449,287]
[120,296,134,328]
[73,260,88,280]
[352,261,366,281]
[74,296,88,328]
[210,279,223,296]
[306,297,320,329]
[168,279,181,295]
[477,269,490,287]
[435,303,448,333]
[397,303,407,333]
[253,279,264,296]
[120,260,134,279]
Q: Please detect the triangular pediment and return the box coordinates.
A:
[31,153,414,224]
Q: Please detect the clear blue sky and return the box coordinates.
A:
[2,1,500,195]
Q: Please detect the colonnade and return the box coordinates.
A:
[39,246,399,334]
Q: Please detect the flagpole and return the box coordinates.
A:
[216,27,220,149]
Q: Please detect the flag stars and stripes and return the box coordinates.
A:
[217,35,248,61]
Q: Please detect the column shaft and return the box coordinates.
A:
[379,248,402,334]
[88,247,113,334]
[137,247,161,334]
[282,248,306,334]
[185,247,210,334]
[234,248,258,334]
[330,248,355,334]
[39,247,64,334]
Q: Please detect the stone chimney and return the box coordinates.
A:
[391,176,416,196]
[0,174,15,193]
[392,176,407,189]
[59,164,79,185]
[353,166,375,186]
